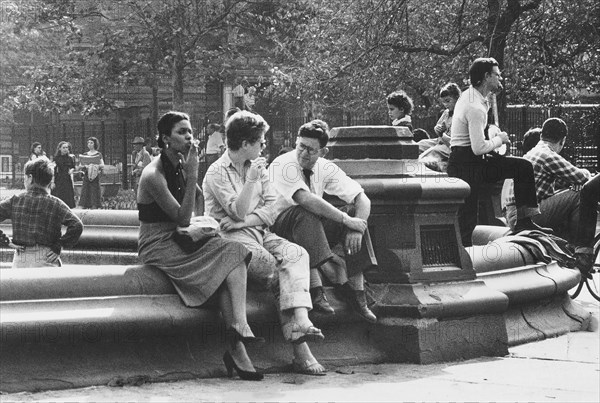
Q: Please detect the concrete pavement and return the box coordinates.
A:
[2,286,597,403]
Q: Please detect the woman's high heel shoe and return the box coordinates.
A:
[223,351,264,381]
[226,327,265,346]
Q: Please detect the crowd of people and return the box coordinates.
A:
[26,137,106,209]
[0,56,597,380]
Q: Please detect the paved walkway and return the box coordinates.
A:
[2,289,597,403]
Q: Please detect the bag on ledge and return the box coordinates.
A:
[173,216,220,253]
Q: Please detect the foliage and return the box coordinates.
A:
[101,189,137,210]
[1,0,598,125]
[0,0,117,119]
[263,0,600,122]
[1,0,276,120]
[508,0,600,105]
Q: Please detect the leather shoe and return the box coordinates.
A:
[335,283,377,323]
[353,290,377,323]
[310,287,335,315]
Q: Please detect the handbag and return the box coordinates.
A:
[173,215,220,253]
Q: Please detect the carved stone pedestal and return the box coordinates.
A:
[328,126,512,362]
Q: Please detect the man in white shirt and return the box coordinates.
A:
[269,120,377,323]
[447,57,548,247]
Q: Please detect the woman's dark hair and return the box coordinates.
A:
[54,141,72,158]
[87,137,100,151]
[25,157,53,187]
[157,111,190,148]
[30,142,42,155]
[439,83,461,99]
[469,57,499,87]
[225,110,269,150]
[386,90,414,115]
[297,119,330,148]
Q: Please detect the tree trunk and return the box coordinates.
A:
[485,0,542,127]
[486,0,516,126]
[151,80,159,137]
[172,50,185,110]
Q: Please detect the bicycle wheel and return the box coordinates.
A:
[570,277,584,299]
[585,233,600,302]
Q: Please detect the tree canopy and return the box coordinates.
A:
[263,0,599,120]
[1,0,598,123]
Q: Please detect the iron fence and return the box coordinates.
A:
[1,105,597,190]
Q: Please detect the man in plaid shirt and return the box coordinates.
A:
[0,157,83,267]
[507,118,595,274]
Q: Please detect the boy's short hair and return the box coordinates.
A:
[386,90,414,115]
[522,128,542,154]
[25,157,53,187]
[297,119,330,148]
[439,83,461,99]
[541,118,568,143]
[225,111,269,150]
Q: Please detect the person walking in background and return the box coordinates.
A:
[131,136,151,193]
[51,141,76,208]
[447,57,549,247]
[0,157,83,267]
[386,90,414,132]
[78,136,104,209]
[137,111,263,381]
[204,111,326,376]
[205,123,226,164]
[232,77,246,110]
[244,86,257,111]
[29,142,46,161]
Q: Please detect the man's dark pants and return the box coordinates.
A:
[271,206,370,281]
[448,147,539,247]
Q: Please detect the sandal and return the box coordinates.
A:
[292,358,327,376]
[282,323,325,344]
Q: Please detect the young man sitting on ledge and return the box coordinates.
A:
[269,119,377,323]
